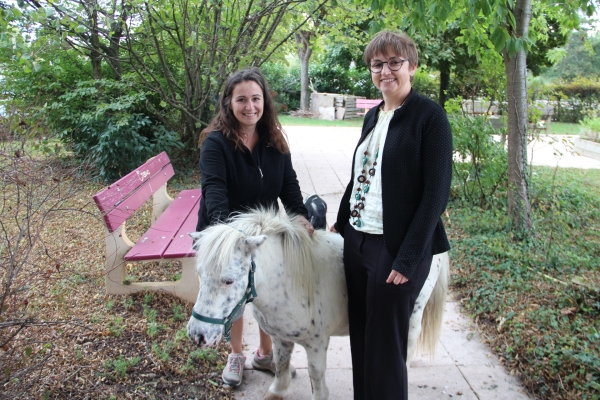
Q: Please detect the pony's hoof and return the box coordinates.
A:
[264,392,284,400]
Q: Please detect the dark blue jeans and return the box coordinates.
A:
[343,224,432,400]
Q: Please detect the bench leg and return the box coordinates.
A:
[117,258,199,303]
[103,226,199,303]
[152,183,173,223]
[104,226,135,296]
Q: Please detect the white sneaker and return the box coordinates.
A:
[222,353,246,386]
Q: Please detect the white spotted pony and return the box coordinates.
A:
[187,208,449,400]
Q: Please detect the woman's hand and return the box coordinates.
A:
[298,216,315,237]
[329,224,337,233]
[386,270,409,285]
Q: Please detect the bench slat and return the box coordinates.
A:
[356,99,382,108]
[163,200,200,259]
[93,152,171,214]
[124,189,201,261]
[99,164,175,232]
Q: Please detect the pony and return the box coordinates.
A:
[187,208,449,400]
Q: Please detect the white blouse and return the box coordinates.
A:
[349,108,396,234]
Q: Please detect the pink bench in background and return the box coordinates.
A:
[93,152,200,303]
[356,98,382,116]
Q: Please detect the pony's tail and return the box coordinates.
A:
[418,252,450,355]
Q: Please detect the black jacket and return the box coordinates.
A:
[335,90,452,279]
[196,130,308,232]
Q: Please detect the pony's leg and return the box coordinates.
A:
[264,339,294,400]
[406,254,442,367]
[304,338,330,400]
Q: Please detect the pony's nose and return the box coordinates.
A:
[189,332,206,347]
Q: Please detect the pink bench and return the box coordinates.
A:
[93,152,200,303]
[356,98,382,116]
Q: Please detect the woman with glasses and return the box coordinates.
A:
[330,31,452,399]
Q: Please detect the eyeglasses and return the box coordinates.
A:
[368,58,409,73]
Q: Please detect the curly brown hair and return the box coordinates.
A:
[199,67,289,154]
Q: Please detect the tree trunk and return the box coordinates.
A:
[504,0,533,234]
[438,59,450,108]
[295,30,312,111]
[90,5,102,81]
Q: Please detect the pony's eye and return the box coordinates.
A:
[223,279,235,285]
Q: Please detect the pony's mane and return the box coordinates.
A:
[195,208,318,303]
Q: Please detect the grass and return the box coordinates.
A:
[278,114,364,127]
[550,122,581,135]
[448,166,600,399]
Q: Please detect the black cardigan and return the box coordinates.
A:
[335,90,452,279]
[196,130,308,232]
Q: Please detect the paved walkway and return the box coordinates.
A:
[231,127,600,399]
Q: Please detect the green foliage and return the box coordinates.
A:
[580,116,600,137]
[172,304,185,321]
[449,114,507,206]
[106,316,125,337]
[152,341,174,362]
[122,297,133,311]
[45,79,182,180]
[551,77,600,123]
[103,355,140,379]
[449,166,600,398]
[309,51,378,99]
[261,61,301,111]
[542,32,600,81]
[182,347,219,372]
[411,70,438,99]
[526,75,600,123]
[447,50,506,108]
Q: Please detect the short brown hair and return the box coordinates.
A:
[363,31,419,70]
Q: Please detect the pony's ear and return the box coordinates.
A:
[189,231,204,250]
[189,231,203,240]
[243,235,267,254]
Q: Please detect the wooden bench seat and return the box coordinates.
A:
[356,98,382,116]
[93,152,200,303]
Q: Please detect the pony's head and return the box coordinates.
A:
[186,225,267,347]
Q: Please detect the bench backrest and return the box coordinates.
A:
[93,152,175,233]
[356,99,382,108]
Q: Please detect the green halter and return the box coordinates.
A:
[191,257,258,342]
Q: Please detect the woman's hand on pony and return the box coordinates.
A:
[298,216,315,237]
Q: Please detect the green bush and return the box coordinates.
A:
[412,70,438,99]
[46,79,182,180]
[449,115,507,206]
[261,62,301,111]
[547,77,600,123]
[580,116,600,142]
[310,55,378,99]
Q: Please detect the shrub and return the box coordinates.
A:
[449,114,507,206]
[261,62,301,111]
[46,79,182,180]
[580,116,600,142]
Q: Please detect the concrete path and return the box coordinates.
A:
[231,127,599,399]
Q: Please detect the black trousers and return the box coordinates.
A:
[343,224,432,400]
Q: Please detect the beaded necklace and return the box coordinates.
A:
[350,99,407,228]
[351,133,379,228]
